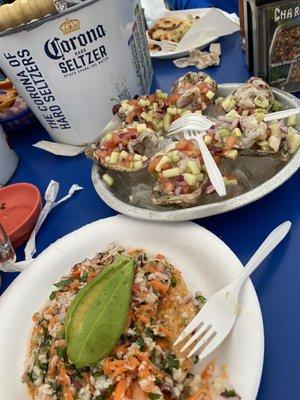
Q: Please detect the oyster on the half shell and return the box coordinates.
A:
[86,125,158,172]
[171,71,218,112]
[148,139,208,207]
[220,77,275,115]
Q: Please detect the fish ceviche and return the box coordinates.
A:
[171,72,217,112]
[85,126,158,172]
[204,110,300,161]
[219,77,275,115]
[148,140,208,207]
[115,91,190,137]
[24,244,240,400]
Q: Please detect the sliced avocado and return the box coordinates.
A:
[65,255,130,343]
[66,258,134,368]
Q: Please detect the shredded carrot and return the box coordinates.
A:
[150,280,170,294]
[187,388,211,400]
[155,254,166,261]
[113,379,126,400]
[156,338,170,350]
[226,135,237,149]
[124,310,133,332]
[158,325,173,337]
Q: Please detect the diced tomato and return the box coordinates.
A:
[226,135,237,149]
[182,183,190,194]
[161,177,174,193]
[128,99,139,107]
[176,139,197,152]
[148,156,161,173]
[167,93,180,105]
[125,110,138,123]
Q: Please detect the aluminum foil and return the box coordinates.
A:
[92,84,300,222]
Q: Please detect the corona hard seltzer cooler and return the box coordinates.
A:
[0,0,153,145]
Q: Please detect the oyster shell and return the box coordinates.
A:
[148,140,208,207]
[220,77,275,114]
[171,71,217,112]
[86,126,158,172]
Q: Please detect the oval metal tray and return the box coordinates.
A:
[92,84,300,221]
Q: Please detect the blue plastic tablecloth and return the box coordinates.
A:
[166,0,239,15]
[1,31,300,399]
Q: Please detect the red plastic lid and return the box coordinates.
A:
[0,183,42,248]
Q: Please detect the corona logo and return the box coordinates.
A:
[59,19,80,35]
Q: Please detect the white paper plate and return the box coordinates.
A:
[149,8,239,59]
[0,215,263,399]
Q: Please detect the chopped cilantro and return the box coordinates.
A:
[170,275,177,287]
[196,294,207,304]
[56,346,66,358]
[105,385,114,396]
[193,354,199,364]
[221,388,238,398]
[145,328,156,339]
[148,394,160,400]
[135,336,145,347]
[150,318,156,325]
[54,278,72,288]
[27,370,34,382]
[94,396,105,400]
[165,354,179,371]
[80,271,89,282]
[56,330,65,339]
[51,381,62,394]
[49,291,56,301]
[40,363,48,372]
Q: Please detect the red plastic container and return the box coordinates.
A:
[0,183,42,248]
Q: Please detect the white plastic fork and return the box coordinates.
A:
[182,130,226,197]
[168,113,214,136]
[148,38,177,52]
[264,107,300,122]
[174,221,292,360]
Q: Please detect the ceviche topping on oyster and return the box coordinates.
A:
[85,125,158,171]
[205,110,300,160]
[23,244,239,400]
[148,140,208,206]
[115,91,191,136]
[219,77,275,115]
[171,72,217,112]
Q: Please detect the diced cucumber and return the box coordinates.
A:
[102,173,113,186]
[195,173,204,182]
[221,96,236,112]
[182,109,192,115]
[206,90,215,100]
[269,123,280,137]
[204,135,212,145]
[218,128,231,138]
[162,167,181,178]
[224,149,238,160]
[105,156,110,163]
[224,177,238,186]
[163,113,172,132]
[171,150,181,163]
[156,91,168,99]
[231,127,242,138]
[257,141,270,151]
[254,96,269,109]
[133,153,142,161]
[183,173,196,186]
[187,159,200,175]
[287,114,297,127]
[119,150,128,160]
[167,107,178,115]
[271,100,282,112]
[225,109,240,121]
[136,123,147,133]
[204,76,213,84]
[287,131,300,154]
[155,155,171,172]
[109,151,119,164]
[255,112,266,122]
[138,99,150,107]
[105,133,113,141]
[134,160,143,169]
[268,135,281,152]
